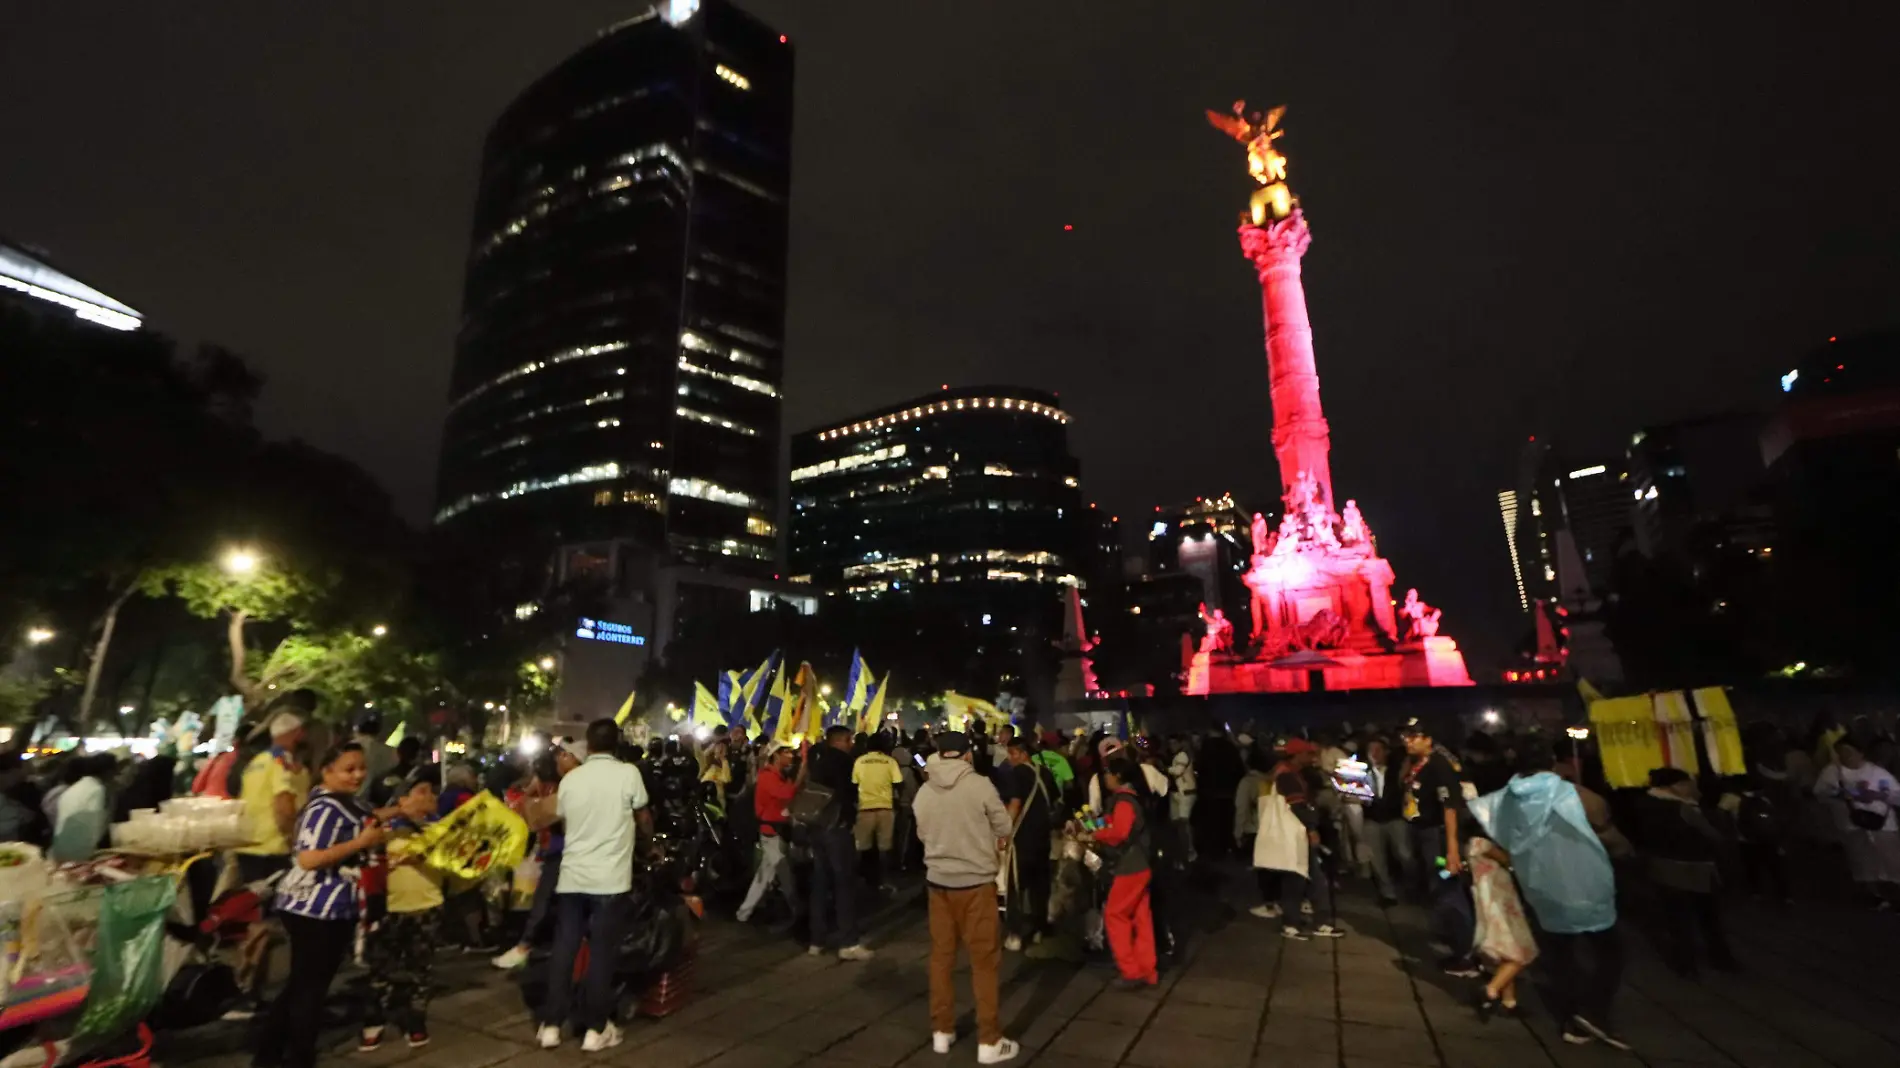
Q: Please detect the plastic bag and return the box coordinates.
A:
[73,875,174,1039]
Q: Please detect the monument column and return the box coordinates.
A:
[1240,210,1334,511]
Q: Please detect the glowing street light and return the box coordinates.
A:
[221,546,261,575]
[25,627,54,645]
[371,624,388,637]
[538,656,556,671]
[119,705,135,714]
[483,701,495,710]
[820,684,832,696]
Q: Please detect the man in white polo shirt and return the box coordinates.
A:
[534,718,651,1053]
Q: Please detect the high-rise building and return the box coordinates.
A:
[787,386,1083,602]
[1501,440,1634,608]
[434,0,792,577]
[1145,494,1254,627]
[1628,413,1771,561]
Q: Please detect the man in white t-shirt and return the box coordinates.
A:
[534,719,650,1053]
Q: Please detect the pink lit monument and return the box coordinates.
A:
[1190,103,1472,693]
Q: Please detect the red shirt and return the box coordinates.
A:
[754,769,798,836]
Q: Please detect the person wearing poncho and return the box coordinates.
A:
[1468,749,1631,1052]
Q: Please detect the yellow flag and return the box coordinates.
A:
[790,662,821,743]
[858,671,891,735]
[693,681,723,730]
[385,721,406,747]
[614,690,637,725]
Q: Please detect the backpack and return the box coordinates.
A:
[787,780,839,835]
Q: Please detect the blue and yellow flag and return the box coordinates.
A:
[844,649,873,713]
[765,660,795,744]
[738,651,778,731]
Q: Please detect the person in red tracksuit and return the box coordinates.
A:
[1092,753,1157,988]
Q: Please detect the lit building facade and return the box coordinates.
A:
[1146,494,1254,626]
[787,386,1083,612]
[434,0,792,576]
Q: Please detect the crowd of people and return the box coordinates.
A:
[2,694,1896,1065]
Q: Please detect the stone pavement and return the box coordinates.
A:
[155,872,1900,1068]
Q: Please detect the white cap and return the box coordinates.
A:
[270,712,304,737]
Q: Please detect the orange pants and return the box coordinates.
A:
[928,884,1003,1044]
[1105,870,1157,983]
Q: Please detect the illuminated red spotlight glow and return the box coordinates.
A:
[1063,224,1074,231]
[779,35,787,43]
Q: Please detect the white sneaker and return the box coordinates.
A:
[491,945,530,970]
[808,945,823,956]
[1311,924,1347,938]
[581,1022,623,1053]
[932,1032,955,1054]
[977,1038,1020,1064]
[838,944,875,962]
[1003,934,1023,952]
[1248,903,1281,919]
[535,1025,561,1049]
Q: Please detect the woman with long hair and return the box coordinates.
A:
[252,743,385,1068]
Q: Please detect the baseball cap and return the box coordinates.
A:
[270,712,304,737]
[934,731,970,755]
[1282,737,1318,756]
[1397,718,1430,739]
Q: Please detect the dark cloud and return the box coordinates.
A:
[4,1,1897,671]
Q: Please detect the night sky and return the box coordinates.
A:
[6,2,1899,672]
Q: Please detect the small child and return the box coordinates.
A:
[1467,836,1538,1018]
[360,777,445,1051]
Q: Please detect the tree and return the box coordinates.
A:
[0,306,263,727]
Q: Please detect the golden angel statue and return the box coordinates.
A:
[1206,101,1296,224]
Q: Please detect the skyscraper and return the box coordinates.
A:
[434,0,792,579]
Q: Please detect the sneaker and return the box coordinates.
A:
[838,944,875,962]
[1561,1025,1594,1046]
[1311,924,1347,938]
[807,945,823,956]
[1571,1015,1632,1051]
[1110,976,1153,990]
[1281,925,1310,941]
[536,1025,562,1049]
[1003,934,1023,952]
[357,1027,385,1053]
[581,1023,623,1053]
[1247,903,1281,919]
[406,1032,429,1049]
[491,945,530,970]
[932,1032,955,1054]
[976,1038,1021,1065]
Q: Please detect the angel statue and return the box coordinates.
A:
[1250,512,1272,556]
[1205,100,1297,224]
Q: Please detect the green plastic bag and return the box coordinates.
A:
[74,875,174,1039]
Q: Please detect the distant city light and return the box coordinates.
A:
[538,657,556,671]
[1566,465,1607,479]
[1781,369,1799,392]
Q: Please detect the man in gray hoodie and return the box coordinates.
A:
[911,732,1018,1064]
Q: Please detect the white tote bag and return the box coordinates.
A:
[1252,784,1308,878]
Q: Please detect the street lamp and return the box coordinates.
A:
[820,684,832,696]
[25,627,54,645]
[119,705,135,714]
[221,547,260,575]
[371,624,388,637]
[538,656,556,671]
[483,701,495,710]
